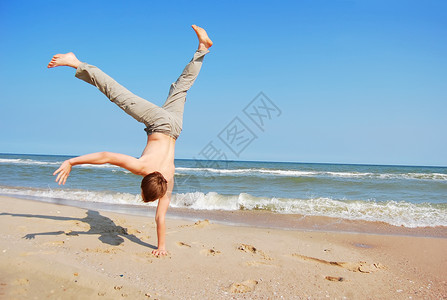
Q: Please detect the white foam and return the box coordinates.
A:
[0,186,152,207]
[1,187,446,228]
[0,158,60,166]
[170,191,447,228]
[0,158,122,170]
[175,166,447,181]
[175,167,317,177]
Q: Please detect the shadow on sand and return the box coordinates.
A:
[1,210,156,250]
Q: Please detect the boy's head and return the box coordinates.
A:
[141,171,168,202]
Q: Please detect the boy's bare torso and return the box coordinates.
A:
[139,133,176,182]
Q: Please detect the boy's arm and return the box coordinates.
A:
[152,178,173,256]
[53,152,144,185]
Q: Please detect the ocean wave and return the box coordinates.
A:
[0,158,122,170]
[0,158,61,166]
[175,167,317,177]
[3,158,446,181]
[0,186,150,207]
[175,167,447,181]
[170,192,447,228]
[1,186,445,228]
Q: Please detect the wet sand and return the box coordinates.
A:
[0,196,446,299]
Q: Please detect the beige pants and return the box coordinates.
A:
[75,50,209,139]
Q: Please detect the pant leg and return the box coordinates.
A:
[75,63,159,124]
[162,50,209,130]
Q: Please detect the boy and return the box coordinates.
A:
[49,25,213,256]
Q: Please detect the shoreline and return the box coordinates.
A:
[3,194,447,239]
[1,195,446,298]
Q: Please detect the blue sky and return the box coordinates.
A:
[1,0,446,166]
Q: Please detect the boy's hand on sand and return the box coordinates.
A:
[53,160,72,185]
[152,248,168,257]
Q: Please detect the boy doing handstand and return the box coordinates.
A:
[48,25,213,256]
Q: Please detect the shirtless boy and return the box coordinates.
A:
[48,25,213,256]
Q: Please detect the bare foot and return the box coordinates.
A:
[47,52,81,69]
[191,25,213,51]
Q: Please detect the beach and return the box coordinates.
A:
[1,196,446,299]
[2,0,447,298]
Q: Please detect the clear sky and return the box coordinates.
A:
[1,0,446,166]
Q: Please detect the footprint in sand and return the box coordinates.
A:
[291,253,385,273]
[229,280,258,293]
[179,219,211,228]
[176,242,192,248]
[325,276,344,282]
[194,219,210,227]
[237,244,273,261]
[238,244,257,254]
[123,228,150,241]
[200,248,221,256]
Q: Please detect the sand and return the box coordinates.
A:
[0,195,446,299]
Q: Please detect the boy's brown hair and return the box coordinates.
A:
[141,171,168,202]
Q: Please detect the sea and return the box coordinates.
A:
[0,153,446,229]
